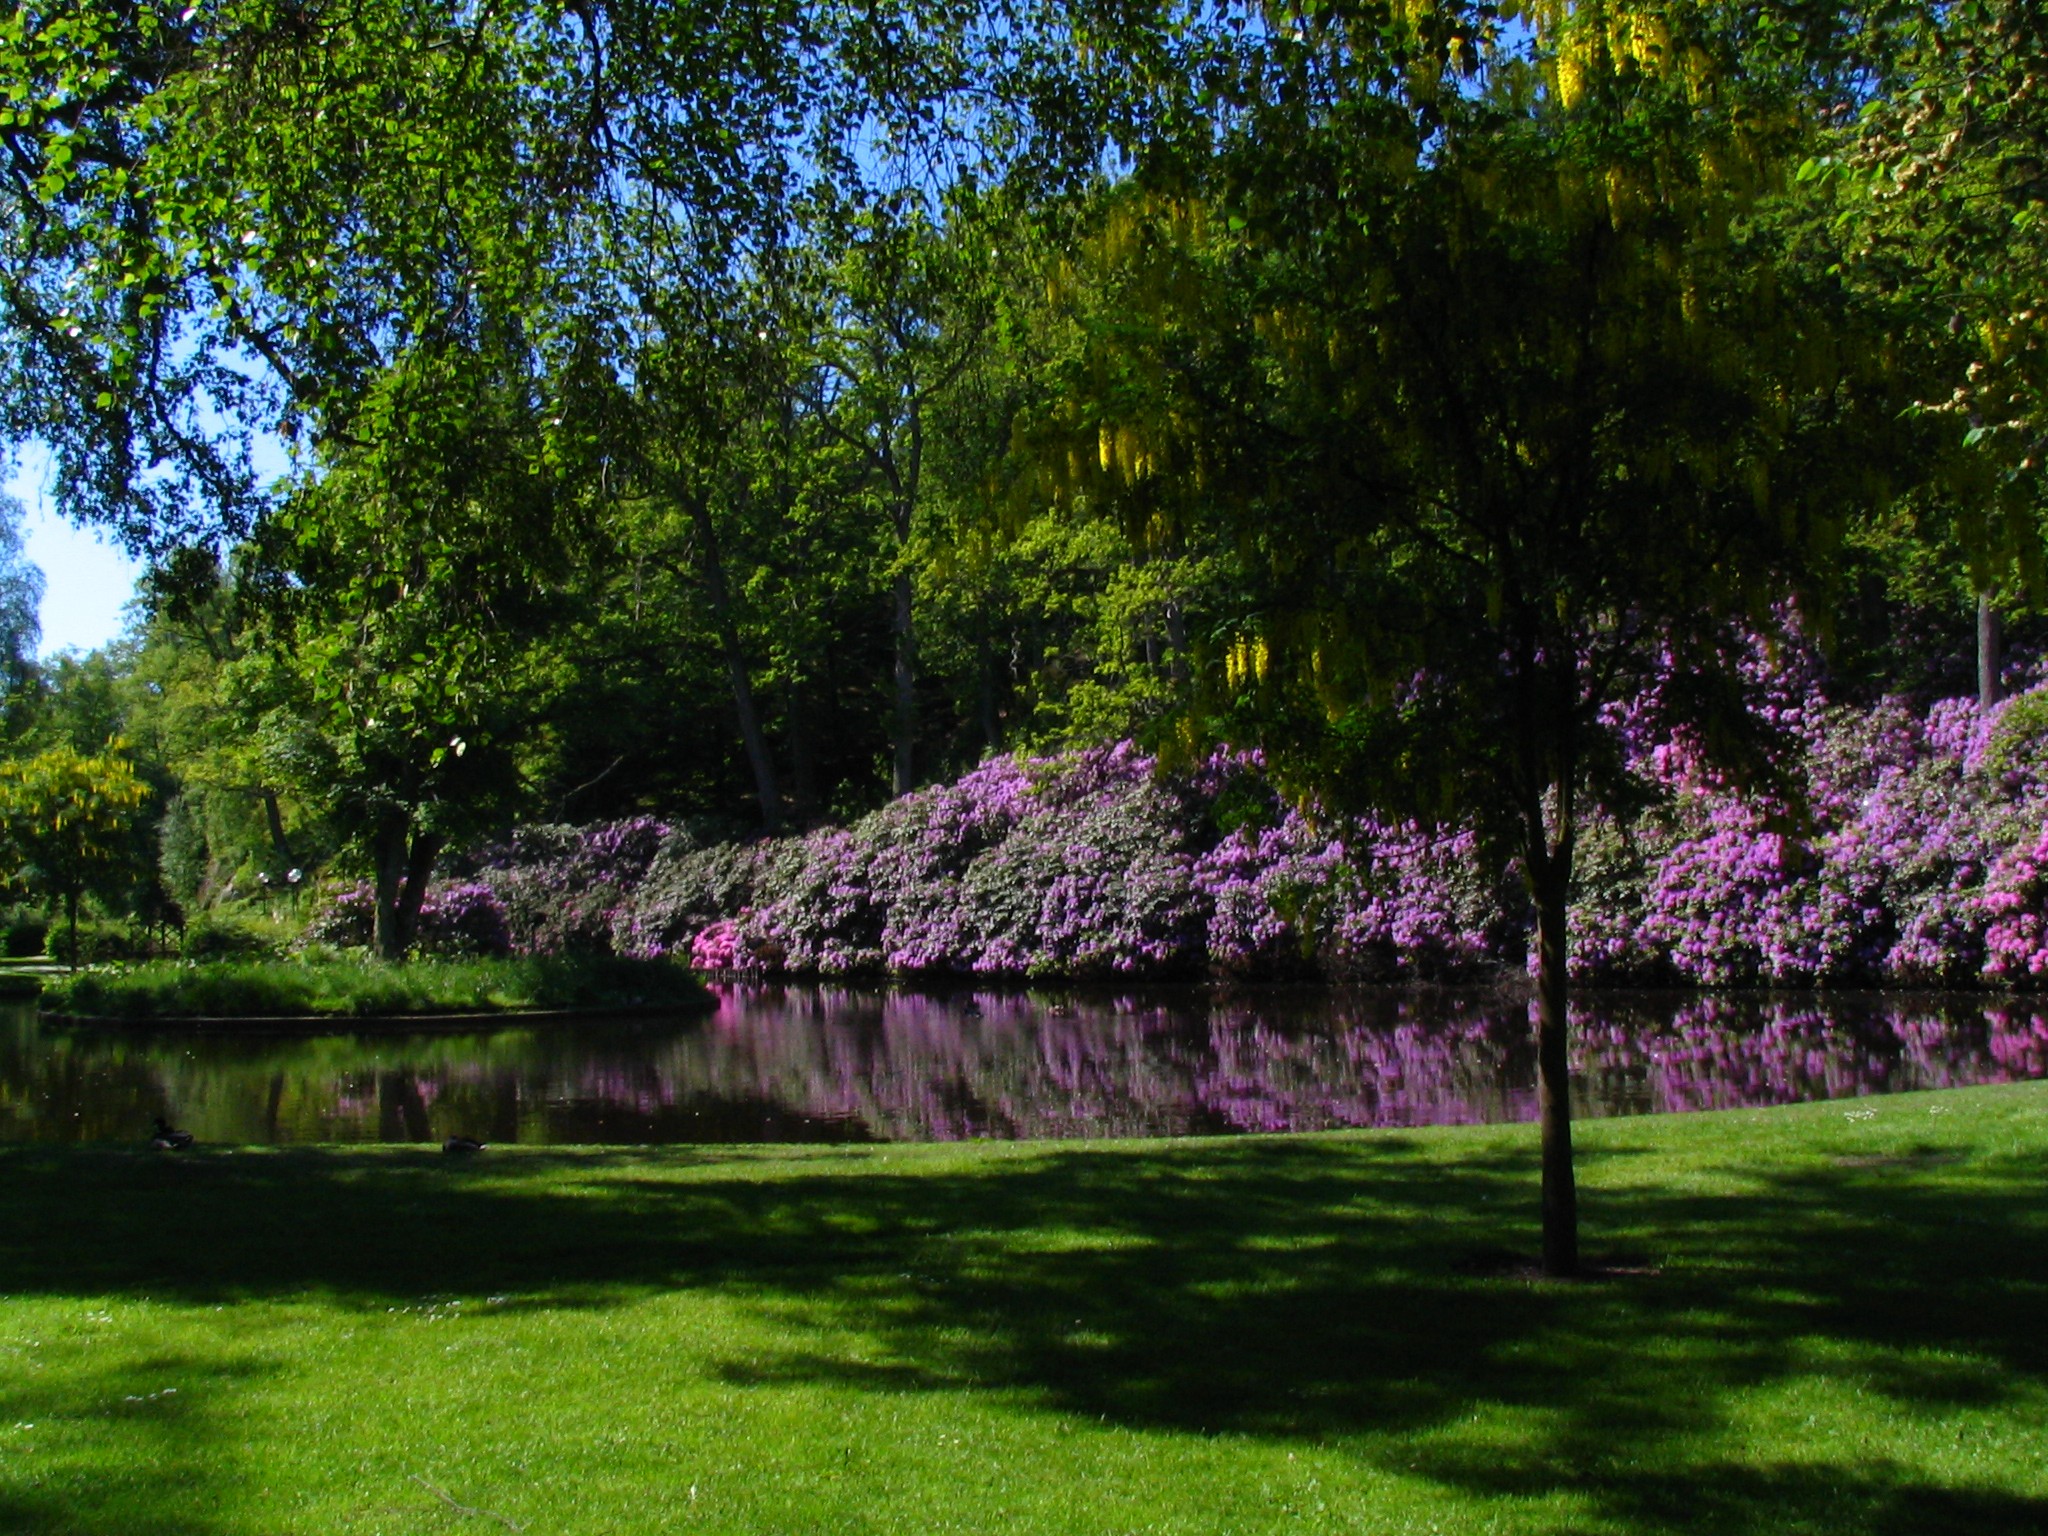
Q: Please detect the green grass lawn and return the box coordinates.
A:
[3,1083,2045,1536]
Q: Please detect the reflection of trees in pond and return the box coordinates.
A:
[1572,997,2048,1115]
[3,991,2045,1146]
[1,1005,166,1142]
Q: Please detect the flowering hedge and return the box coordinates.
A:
[592,742,1516,980]
[301,881,512,957]
[393,644,2048,986]
[472,818,673,957]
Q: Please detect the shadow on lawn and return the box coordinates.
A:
[3,1125,2045,1534]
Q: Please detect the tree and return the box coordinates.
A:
[0,740,150,964]
[795,192,998,795]
[235,348,578,959]
[0,491,43,738]
[1052,0,1888,1273]
[1823,0,2048,705]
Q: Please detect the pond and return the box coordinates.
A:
[3,983,2045,1148]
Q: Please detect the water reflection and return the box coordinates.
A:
[2,986,2044,1147]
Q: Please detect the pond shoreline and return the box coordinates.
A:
[36,1001,705,1034]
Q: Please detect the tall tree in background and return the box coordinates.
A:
[1054,0,1889,1273]
[0,492,42,735]
[1829,0,2048,704]
[0,0,820,552]
[801,193,996,795]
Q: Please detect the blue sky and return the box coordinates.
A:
[8,446,144,657]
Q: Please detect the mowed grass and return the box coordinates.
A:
[3,1084,2046,1536]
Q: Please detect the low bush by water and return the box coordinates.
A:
[37,954,710,1019]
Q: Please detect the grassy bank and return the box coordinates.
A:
[3,1084,2046,1535]
[36,954,710,1020]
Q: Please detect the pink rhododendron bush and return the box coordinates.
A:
[339,650,2048,985]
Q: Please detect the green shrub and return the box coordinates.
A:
[45,919,156,966]
[181,912,290,961]
[38,954,712,1019]
[1,911,49,959]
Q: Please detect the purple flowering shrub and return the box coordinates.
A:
[1323,819,1509,979]
[1193,812,1340,975]
[1981,827,2048,980]
[301,880,512,956]
[945,750,1204,975]
[612,836,779,960]
[473,819,670,955]
[1560,659,2048,986]
[688,917,743,970]
[608,741,1505,980]
[475,640,2048,985]
[671,744,1210,977]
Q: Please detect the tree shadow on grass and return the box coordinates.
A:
[2,1125,2046,1533]
[0,1353,279,1536]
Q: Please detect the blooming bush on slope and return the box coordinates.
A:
[604,742,1509,980]
[474,818,671,955]
[463,645,2048,986]
[301,880,512,957]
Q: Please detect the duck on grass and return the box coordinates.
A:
[37,954,710,1021]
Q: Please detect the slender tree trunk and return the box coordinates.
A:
[688,500,780,831]
[884,396,922,799]
[396,830,443,952]
[892,567,917,796]
[977,630,1002,752]
[1530,856,1579,1279]
[1164,600,1190,688]
[259,789,293,866]
[1979,593,2003,712]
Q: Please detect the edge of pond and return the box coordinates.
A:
[37,1001,710,1034]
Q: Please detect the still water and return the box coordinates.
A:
[4,984,2045,1147]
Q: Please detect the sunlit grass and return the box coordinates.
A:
[35,954,710,1019]
[3,1083,2045,1534]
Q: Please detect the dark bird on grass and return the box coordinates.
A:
[149,1117,194,1151]
[442,1136,487,1154]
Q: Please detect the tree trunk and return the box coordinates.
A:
[1979,593,2003,712]
[977,630,1002,752]
[1164,600,1190,688]
[786,681,819,825]
[688,500,780,832]
[1530,859,1579,1279]
[371,817,408,961]
[891,568,917,797]
[259,789,293,866]
[64,888,79,971]
[370,817,443,961]
[396,829,444,953]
